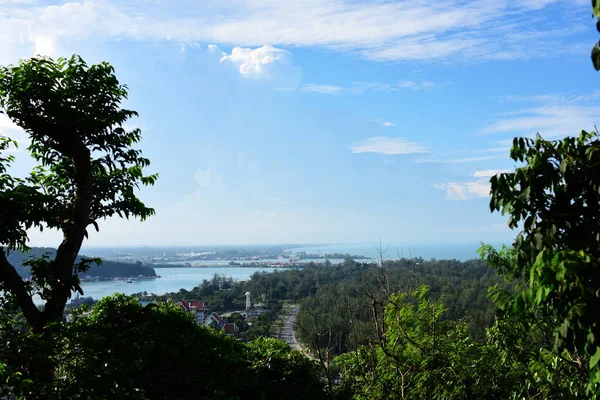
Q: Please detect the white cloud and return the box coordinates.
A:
[473,169,510,177]
[0,0,588,64]
[483,92,600,139]
[207,43,225,55]
[32,35,56,57]
[397,80,436,90]
[0,114,29,146]
[373,119,395,127]
[416,155,502,164]
[297,80,440,95]
[482,105,600,138]
[193,166,221,189]
[220,45,291,77]
[434,181,491,200]
[299,84,344,95]
[350,137,427,155]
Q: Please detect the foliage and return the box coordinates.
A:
[335,285,501,400]
[0,294,328,399]
[592,0,600,70]
[6,247,157,279]
[0,55,156,333]
[485,285,591,399]
[487,131,600,395]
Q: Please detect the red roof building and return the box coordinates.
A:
[203,312,224,329]
[223,322,239,336]
[179,301,206,324]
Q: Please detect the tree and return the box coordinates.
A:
[486,131,600,395]
[592,0,600,70]
[1,294,329,399]
[0,55,157,333]
[336,285,500,399]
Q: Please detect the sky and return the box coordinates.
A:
[0,0,599,248]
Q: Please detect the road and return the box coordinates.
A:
[278,305,302,351]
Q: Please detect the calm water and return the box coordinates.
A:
[174,258,344,266]
[286,243,492,261]
[33,267,287,305]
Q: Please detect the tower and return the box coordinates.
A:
[245,291,251,311]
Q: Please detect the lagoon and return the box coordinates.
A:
[57,267,288,305]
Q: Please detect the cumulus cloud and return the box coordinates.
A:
[473,169,510,177]
[434,181,491,200]
[350,137,427,155]
[220,45,291,78]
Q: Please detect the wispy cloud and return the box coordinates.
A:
[350,137,427,155]
[300,84,344,95]
[434,181,491,200]
[0,0,588,64]
[483,91,600,139]
[473,169,510,177]
[298,80,438,95]
[373,119,395,127]
[416,155,502,164]
[397,80,436,90]
[194,166,222,189]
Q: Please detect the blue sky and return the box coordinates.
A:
[1,0,599,247]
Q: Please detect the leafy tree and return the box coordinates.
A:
[336,285,500,400]
[0,55,157,333]
[485,285,591,399]
[486,131,600,395]
[1,294,329,399]
[593,0,600,70]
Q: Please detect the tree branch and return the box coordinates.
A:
[0,249,42,332]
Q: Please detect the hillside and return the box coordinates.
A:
[6,247,156,279]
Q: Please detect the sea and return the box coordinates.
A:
[286,242,488,261]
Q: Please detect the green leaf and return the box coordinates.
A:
[592,43,600,71]
[594,0,600,19]
[591,347,600,369]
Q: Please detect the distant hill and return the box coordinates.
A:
[6,247,156,279]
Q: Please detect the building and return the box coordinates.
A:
[179,301,205,324]
[203,311,225,330]
[223,322,239,336]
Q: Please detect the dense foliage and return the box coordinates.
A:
[145,258,501,345]
[486,131,600,395]
[0,294,327,400]
[335,282,592,399]
[7,247,156,278]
